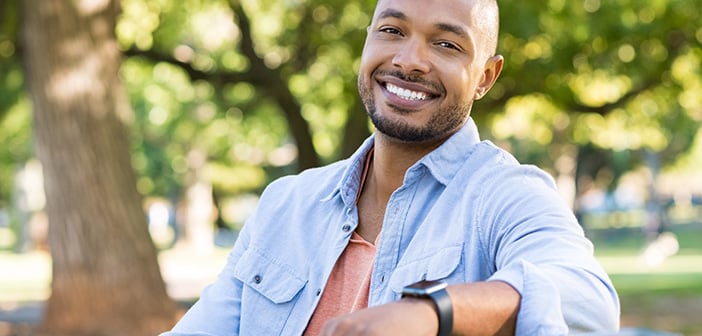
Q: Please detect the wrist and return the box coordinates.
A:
[401,280,453,336]
[401,296,441,330]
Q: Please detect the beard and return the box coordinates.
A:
[357,74,472,143]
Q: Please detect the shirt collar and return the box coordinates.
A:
[323,135,376,207]
[325,118,482,205]
[416,118,482,186]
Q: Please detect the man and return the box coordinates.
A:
[163,0,620,334]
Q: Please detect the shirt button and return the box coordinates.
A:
[342,224,351,232]
[253,275,262,284]
[316,289,322,296]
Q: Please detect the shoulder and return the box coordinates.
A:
[459,141,569,224]
[469,141,557,190]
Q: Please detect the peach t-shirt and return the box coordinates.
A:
[303,149,376,335]
[303,232,376,335]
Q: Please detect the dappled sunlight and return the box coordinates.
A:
[568,71,632,107]
[76,0,111,16]
[491,94,562,144]
[640,232,680,268]
[598,246,702,276]
[47,51,105,108]
[190,6,239,51]
[2,0,701,334]
[0,251,51,303]
[0,246,231,306]
[116,0,160,49]
[158,246,230,301]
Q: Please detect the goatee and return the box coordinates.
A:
[357,75,471,143]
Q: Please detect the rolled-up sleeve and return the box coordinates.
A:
[483,169,620,334]
[490,259,619,335]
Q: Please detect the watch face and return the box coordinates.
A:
[403,280,447,295]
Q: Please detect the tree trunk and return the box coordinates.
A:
[20,1,179,335]
[341,100,371,159]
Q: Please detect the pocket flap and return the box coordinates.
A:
[233,247,307,304]
[389,244,463,292]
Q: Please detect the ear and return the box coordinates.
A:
[473,55,504,100]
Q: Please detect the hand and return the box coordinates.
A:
[318,298,438,336]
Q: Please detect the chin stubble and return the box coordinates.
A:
[357,76,471,143]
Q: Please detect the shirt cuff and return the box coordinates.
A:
[489,259,569,336]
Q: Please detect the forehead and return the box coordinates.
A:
[372,0,479,27]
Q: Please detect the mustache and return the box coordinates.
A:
[376,70,443,94]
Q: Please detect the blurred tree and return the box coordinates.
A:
[0,3,699,332]
[114,0,379,235]
[112,0,701,206]
[0,0,30,211]
[20,1,178,335]
[484,0,701,210]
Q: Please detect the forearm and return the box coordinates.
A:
[320,280,520,336]
[395,280,520,336]
[447,280,520,335]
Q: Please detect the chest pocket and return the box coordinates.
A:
[234,247,307,334]
[389,244,464,293]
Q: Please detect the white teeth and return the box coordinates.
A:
[386,83,429,101]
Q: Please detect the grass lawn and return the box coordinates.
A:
[600,255,702,335]
[1,227,701,335]
[591,225,702,335]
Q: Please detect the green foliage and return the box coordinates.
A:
[483,0,702,185]
[0,98,32,204]
[116,0,376,197]
[1,0,700,206]
[0,0,31,205]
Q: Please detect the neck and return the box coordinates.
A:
[366,132,444,203]
[354,132,448,243]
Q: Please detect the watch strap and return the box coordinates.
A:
[429,286,453,336]
[401,281,453,336]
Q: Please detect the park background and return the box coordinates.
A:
[1,0,701,335]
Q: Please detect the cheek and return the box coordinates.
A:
[359,42,393,72]
[455,68,479,98]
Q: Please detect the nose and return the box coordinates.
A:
[392,39,430,74]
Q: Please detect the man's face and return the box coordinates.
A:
[357,0,499,144]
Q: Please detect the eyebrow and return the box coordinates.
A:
[377,8,470,40]
[435,23,469,40]
[378,8,406,21]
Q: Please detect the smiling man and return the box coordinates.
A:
[162,0,620,335]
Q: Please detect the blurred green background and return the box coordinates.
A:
[1,0,701,335]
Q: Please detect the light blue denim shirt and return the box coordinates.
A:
[163,119,620,336]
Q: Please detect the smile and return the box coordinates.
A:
[385,83,431,101]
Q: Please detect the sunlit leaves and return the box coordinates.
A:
[492,94,565,146]
[667,129,702,175]
[189,6,239,52]
[490,0,701,183]
[573,107,668,152]
[205,163,266,192]
[3,0,701,205]
[0,98,32,199]
[672,50,701,91]
[117,0,161,49]
[568,71,632,107]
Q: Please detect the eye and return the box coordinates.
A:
[379,26,403,36]
[437,41,461,51]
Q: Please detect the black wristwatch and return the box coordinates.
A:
[401,280,453,336]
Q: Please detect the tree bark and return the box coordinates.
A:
[20,1,179,335]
